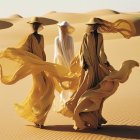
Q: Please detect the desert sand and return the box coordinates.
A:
[0,9,140,140]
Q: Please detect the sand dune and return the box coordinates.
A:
[86,9,120,16]
[0,14,23,24]
[44,12,90,23]
[44,9,120,24]
[0,9,140,140]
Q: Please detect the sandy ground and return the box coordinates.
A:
[0,9,140,140]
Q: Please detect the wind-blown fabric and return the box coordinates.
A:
[0,34,78,125]
[0,47,139,128]
[0,18,138,129]
[58,18,139,130]
[95,18,136,38]
[72,60,139,130]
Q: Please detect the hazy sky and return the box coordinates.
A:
[0,0,140,17]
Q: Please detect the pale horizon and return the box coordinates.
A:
[0,0,140,18]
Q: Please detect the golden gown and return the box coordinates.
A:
[15,34,55,125]
[0,33,79,125]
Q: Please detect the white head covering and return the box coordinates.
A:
[54,21,75,68]
[57,21,75,34]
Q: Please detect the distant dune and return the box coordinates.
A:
[44,12,90,23]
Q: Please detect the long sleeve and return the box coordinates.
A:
[80,34,88,70]
[100,35,108,64]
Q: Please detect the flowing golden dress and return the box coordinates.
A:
[14,34,55,125]
[0,33,79,125]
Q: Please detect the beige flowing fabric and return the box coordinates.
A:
[72,60,139,130]
[96,18,136,38]
[58,18,139,130]
[59,32,113,124]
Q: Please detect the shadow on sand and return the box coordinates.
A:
[41,124,140,139]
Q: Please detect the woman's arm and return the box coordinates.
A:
[100,35,115,71]
[80,34,88,71]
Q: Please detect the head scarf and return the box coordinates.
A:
[86,18,136,39]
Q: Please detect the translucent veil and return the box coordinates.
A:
[96,18,136,38]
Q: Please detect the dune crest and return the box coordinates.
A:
[86,9,120,16]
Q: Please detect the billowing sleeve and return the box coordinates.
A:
[54,37,59,63]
